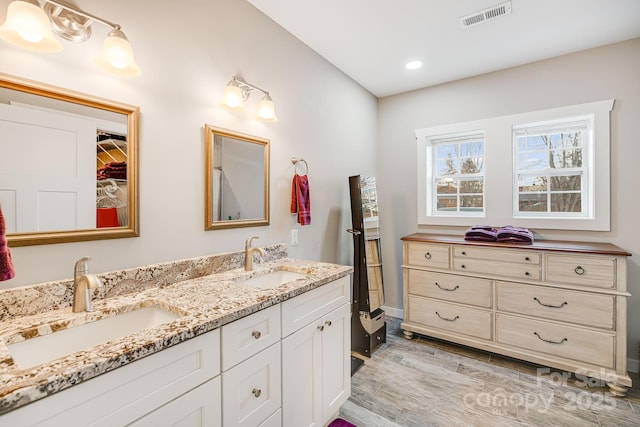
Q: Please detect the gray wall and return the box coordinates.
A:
[378,38,640,371]
[0,0,377,287]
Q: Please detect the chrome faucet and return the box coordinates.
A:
[244,236,266,271]
[73,256,102,313]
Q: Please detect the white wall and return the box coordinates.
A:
[0,0,377,287]
[378,38,640,370]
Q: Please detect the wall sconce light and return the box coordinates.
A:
[0,0,141,77]
[222,76,278,122]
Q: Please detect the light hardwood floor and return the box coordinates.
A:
[339,317,640,427]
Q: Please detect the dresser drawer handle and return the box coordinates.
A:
[251,330,262,339]
[435,312,459,322]
[424,252,432,260]
[574,266,585,275]
[435,282,459,292]
[533,297,568,309]
[325,320,332,327]
[317,324,325,331]
[252,388,262,398]
[533,332,568,345]
[461,251,467,256]
[525,256,530,261]
[460,264,466,269]
[525,271,531,276]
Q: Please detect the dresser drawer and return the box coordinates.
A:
[496,282,614,329]
[496,314,614,368]
[405,242,450,269]
[454,246,541,265]
[407,297,491,340]
[546,254,616,289]
[407,270,491,308]
[222,304,281,371]
[453,258,541,281]
[222,343,281,427]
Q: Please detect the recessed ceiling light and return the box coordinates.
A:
[405,60,423,70]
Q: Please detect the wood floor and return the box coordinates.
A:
[339,317,640,427]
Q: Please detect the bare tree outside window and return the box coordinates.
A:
[435,137,484,213]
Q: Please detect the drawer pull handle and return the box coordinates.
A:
[525,271,531,276]
[525,256,530,261]
[252,388,262,398]
[435,311,459,322]
[325,320,332,327]
[533,297,568,309]
[534,332,568,345]
[424,252,432,260]
[575,266,585,275]
[251,330,262,339]
[317,325,325,331]
[435,282,459,292]
[460,264,466,269]
[461,251,467,256]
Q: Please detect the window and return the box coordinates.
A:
[432,133,485,215]
[415,99,613,231]
[513,117,592,218]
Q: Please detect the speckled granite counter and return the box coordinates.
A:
[0,246,352,414]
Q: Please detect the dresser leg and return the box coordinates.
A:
[402,330,414,339]
[606,382,628,397]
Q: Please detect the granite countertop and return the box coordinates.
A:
[0,258,352,414]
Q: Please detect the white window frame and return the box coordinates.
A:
[512,116,593,219]
[415,99,613,231]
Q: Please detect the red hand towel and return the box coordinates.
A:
[291,174,311,226]
[0,205,16,281]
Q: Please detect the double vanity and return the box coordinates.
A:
[0,244,352,426]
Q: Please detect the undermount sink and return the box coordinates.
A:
[7,306,181,369]
[241,270,308,289]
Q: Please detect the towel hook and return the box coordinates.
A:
[291,157,309,175]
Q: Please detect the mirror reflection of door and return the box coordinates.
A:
[360,176,385,310]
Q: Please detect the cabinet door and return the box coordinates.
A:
[129,377,221,427]
[282,319,323,427]
[321,303,351,422]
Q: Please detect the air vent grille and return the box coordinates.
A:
[460,1,512,28]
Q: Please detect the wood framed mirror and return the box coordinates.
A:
[0,73,139,246]
[204,125,269,230]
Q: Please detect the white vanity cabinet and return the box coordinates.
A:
[1,330,221,426]
[281,276,351,427]
[401,233,632,396]
[221,304,282,427]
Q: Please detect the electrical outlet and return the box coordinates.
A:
[291,229,299,246]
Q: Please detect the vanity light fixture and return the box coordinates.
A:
[0,0,141,77]
[222,76,278,122]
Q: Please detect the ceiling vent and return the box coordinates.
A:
[460,1,512,28]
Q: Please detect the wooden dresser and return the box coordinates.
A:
[401,233,632,395]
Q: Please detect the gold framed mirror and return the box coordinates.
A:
[0,73,139,246]
[204,125,269,230]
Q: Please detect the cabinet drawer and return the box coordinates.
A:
[407,297,492,340]
[407,270,491,308]
[496,314,614,368]
[222,304,281,371]
[496,282,614,329]
[282,276,350,337]
[405,242,450,269]
[453,258,540,281]
[454,246,541,265]
[546,254,616,289]
[222,343,281,427]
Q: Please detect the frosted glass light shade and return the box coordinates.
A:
[0,1,62,52]
[257,95,278,122]
[222,83,244,110]
[95,28,141,77]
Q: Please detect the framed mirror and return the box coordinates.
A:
[204,125,269,230]
[0,73,139,246]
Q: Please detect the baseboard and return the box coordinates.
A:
[381,306,403,319]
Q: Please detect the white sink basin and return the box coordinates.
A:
[7,306,181,369]
[241,270,308,289]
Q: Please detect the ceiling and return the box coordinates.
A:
[247,0,640,98]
